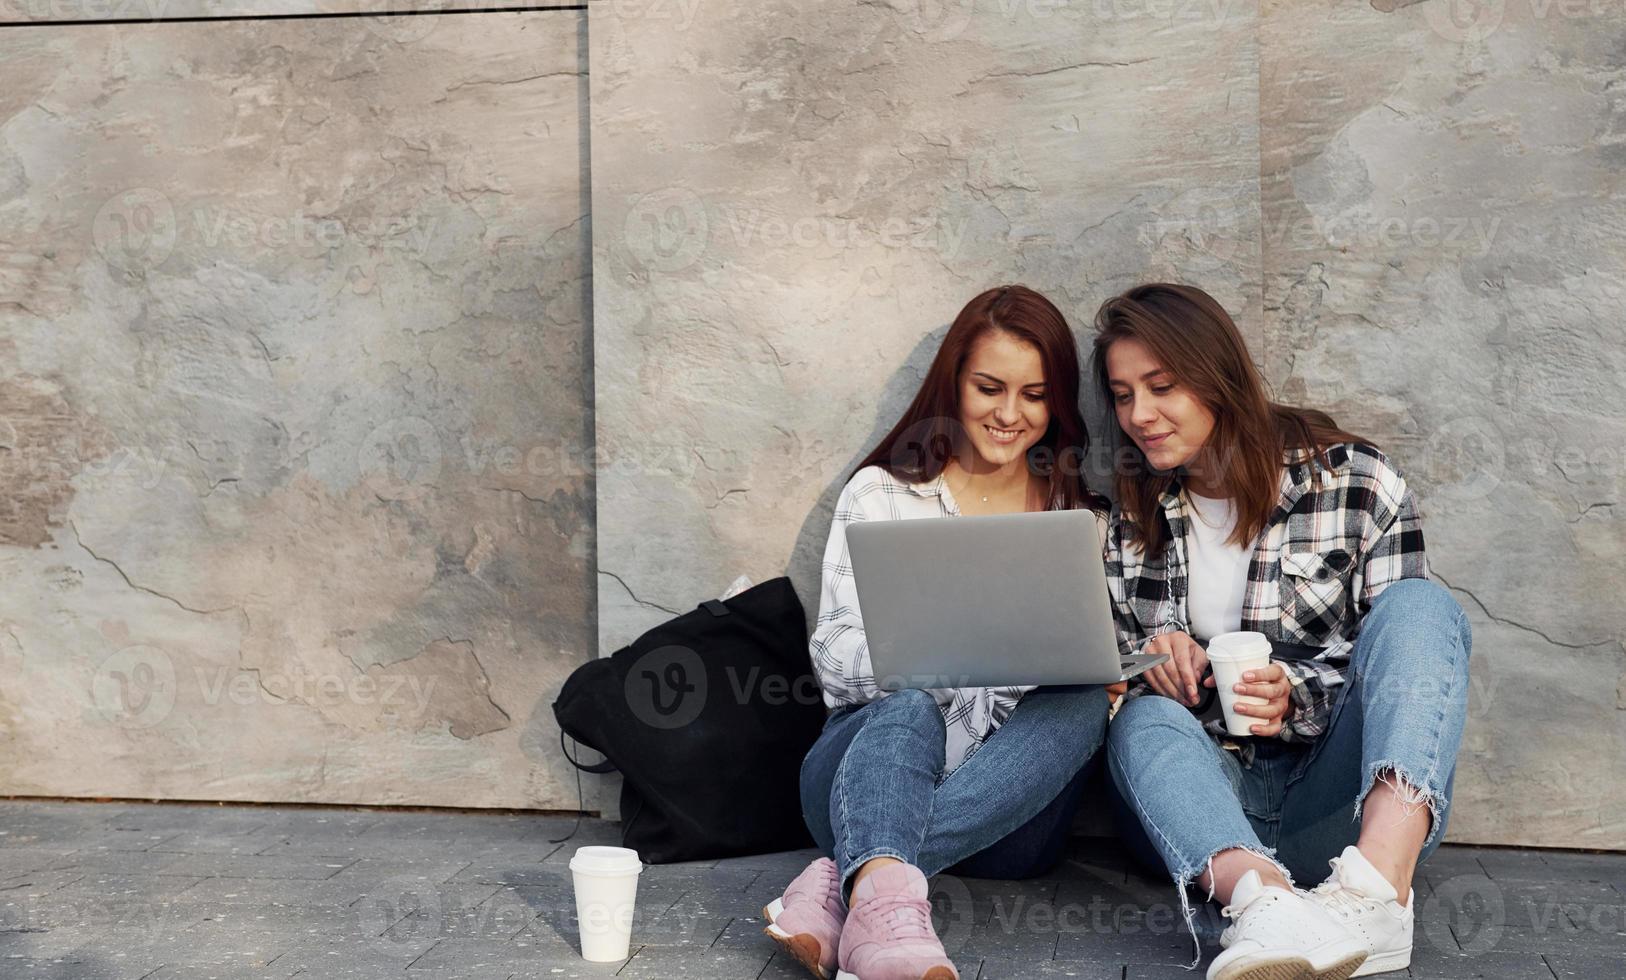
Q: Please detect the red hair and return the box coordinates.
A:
[853,285,1109,513]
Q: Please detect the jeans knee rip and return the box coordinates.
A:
[1357,763,1443,845]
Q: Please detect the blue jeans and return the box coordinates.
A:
[1107,579,1471,922]
[801,684,1111,902]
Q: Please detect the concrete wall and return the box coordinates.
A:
[2,1,1622,848]
[591,0,1626,849]
[1256,0,1626,847]
[0,4,594,808]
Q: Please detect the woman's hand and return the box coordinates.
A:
[1141,630,1209,707]
[1230,662,1294,737]
[1106,681,1128,705]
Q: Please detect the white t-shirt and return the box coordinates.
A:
[1183,490,1253,641]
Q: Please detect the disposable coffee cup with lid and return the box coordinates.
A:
[1206,631,1274,737]
[570,845,643,962]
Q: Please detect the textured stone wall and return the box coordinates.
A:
[593,0,1625,848]
[3,1,1621,845]
[590,0,1263,640]
[0,6,593,808]
[1258,0,1626,848]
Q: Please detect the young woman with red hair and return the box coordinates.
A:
[762,285,1121,980]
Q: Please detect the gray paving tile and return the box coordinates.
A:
[633,900,732,949]
[2,803,1621,979]
[707,848,825,876]
[1543,950,1626,979]
[247,831,561,862]
[50,873,207,900]
[756,951,817,979]
[1126,966,1214,980]
[967,876,1063,928]
[0,901,205,961]
[953,921,1058,960]
[1475,848,1621,884]
[148,832,282,856]
[447,860,574,889]
[405,936,577,974]
[140,951,315,979]
[504,942,633,978]
[143,922,303,968]
[243,808,382,835]
[1052,921,1201,967]
[0,953,164,980]
[385,900,535,945]
[3,890,204,935]
[167,874,374,909]
[0,868,87,896]
[1420,845,1497,879]
[616,945,775,979]
[259,934,437,977]
[355,810,564,843]
[1419,873,1624,955]
[1407,948,1556,978]
[153,852,360,881]
[983,960,1122,979]
[0,848,82,876]
[43,851,183,877]
[323,856,473,892]
[710,913,770,953]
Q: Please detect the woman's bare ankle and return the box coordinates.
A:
[1202,848,1290,905]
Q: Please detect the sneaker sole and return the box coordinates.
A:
[762,901,832,980]
[1211,952,1368,980]
[1348,947,1410,977]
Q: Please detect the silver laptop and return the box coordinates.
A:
[846,510,1167,689]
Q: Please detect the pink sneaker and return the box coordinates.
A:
[835,863,959,980]
[763,856,845,979]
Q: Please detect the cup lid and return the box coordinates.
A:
[569,845,643,875]
[1205,631,1272,659]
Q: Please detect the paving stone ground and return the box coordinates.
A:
[1,800,1621,979]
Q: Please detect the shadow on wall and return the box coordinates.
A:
[783,320,1125,639]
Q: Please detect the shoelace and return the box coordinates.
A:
[792,863,841,913]
[1220,887,1287,927]
[1306,858,1380,919]
[864,893,937,941]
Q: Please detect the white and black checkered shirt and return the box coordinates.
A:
[1106,442,1430,742]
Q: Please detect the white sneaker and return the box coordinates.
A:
[1207,869,1368,980]
[1303,845,1414,977]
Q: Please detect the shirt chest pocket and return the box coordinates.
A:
[1278,548,1354,640]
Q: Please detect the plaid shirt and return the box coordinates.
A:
[1105,442,1429,744]
[810,465,1096,777]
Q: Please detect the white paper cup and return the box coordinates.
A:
[570,845,643,961]
[1206,631,1274,737]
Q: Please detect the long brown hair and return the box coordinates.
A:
[1092,283,1373,556]
[855,285,1109,513]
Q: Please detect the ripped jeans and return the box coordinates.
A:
[1107,579,1471,940]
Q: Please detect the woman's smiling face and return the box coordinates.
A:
[958,330,1049,469]
[1105,336,1217,479]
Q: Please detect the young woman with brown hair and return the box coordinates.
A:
[762,285,1121,980]
[1094,284,1472,980]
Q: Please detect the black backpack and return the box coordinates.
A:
[552,577,828,863]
